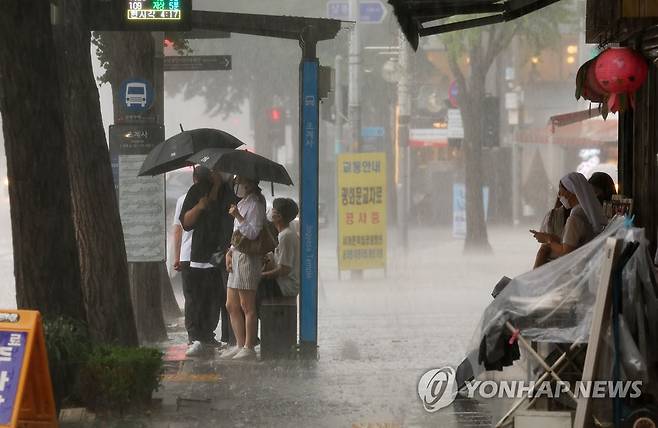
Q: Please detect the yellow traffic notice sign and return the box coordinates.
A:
[337,152,387,271]
[0,310,57,427]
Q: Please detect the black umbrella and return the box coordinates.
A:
[138,128,244,176]
[187,149,293,186]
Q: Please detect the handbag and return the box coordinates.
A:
[209,249,226,268]
[231,221,278,255]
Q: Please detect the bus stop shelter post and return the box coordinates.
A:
[298,29,319,359]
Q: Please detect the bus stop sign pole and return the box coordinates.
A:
[299,31,319,358]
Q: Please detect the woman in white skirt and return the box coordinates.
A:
[222,176,266,360]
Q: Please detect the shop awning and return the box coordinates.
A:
[389,0,562,50]
[516,117,618,145]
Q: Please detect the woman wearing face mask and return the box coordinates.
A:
[222,176,266,360]
[531,172,607,268]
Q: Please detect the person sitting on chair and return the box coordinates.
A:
[260,198,300,299]
[531,172,607,268]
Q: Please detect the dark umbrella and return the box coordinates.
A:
[138,128,244,176]
[187,149,293,186]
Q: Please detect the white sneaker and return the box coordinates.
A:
[219,346,242,359]
[185,341,204,357]
[232,347,257,361]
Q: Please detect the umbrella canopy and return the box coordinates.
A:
[187,149,293,186]
[138,128,244,176]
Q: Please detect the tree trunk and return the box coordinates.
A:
[460,72,492,253]
[52,0,139,346]
[0,2,86,321]
[103,31,168,343]
[129,263,167,343]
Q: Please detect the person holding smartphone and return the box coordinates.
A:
[531,172,607,268]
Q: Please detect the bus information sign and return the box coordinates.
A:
[127,0,183,21]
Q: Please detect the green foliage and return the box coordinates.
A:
[43,317,92,409]
[91,32,191,85]
[77,345,163,412]
[440,0,580,76]
[43,317,163,413]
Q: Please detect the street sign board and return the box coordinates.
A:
[448,109,464,139]
[90,0,191,30]
[164,55,232,71]
[119,78,154,114]
[166,29,230,39]
[125,0,189,22]
[327,0,351,20]
[337,152,387,270]
[326,0,387,23]
[359,1,387,23]
[361,126,385,139]
[109,124,166,263]
[453,184,489,239]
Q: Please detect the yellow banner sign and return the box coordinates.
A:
[337,153,387,271]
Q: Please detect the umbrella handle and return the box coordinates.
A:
[271,182,274,197]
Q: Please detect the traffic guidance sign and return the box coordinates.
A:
[359,1,387,23]
[120,79,154,113]
[163,55,232,71]
[327,0,350,20]
[326,0,387,23]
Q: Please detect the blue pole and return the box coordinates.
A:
[299,58,319,354]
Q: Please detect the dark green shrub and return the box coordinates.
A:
[43,317,92,410]
[78,345,163,413]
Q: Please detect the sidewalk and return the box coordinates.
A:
[68,225,538,427]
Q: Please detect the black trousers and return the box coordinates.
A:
[183,266,230,343]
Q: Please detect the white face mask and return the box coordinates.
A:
[559,195,571,209]
[235,184,248,198]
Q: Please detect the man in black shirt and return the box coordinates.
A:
[179,167,238,356]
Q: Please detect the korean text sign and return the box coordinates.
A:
[337,152,387,270]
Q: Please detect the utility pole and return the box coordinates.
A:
[348,0,364,279]
[348,0,361,152]
[397,30,411,249]
[335,55,344,154]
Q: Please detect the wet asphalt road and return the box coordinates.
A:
[71,226,537,428]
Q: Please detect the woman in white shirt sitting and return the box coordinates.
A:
[531,172,607,267]
[223,176,266,360]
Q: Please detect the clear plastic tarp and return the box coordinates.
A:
[462,216,658,395]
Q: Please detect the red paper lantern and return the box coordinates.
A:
[594,47,649,112]
[576,58,607,103]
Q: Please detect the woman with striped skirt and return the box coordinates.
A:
[222,176,266,360]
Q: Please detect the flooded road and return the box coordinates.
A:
[86,225,537,427]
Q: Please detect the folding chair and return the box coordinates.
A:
[494,323,585,427]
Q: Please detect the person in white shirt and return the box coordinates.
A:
[222,176,266,360]
[261,198,300,297]
[173,193,193,272]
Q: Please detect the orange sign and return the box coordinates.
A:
[0,310,57,427]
